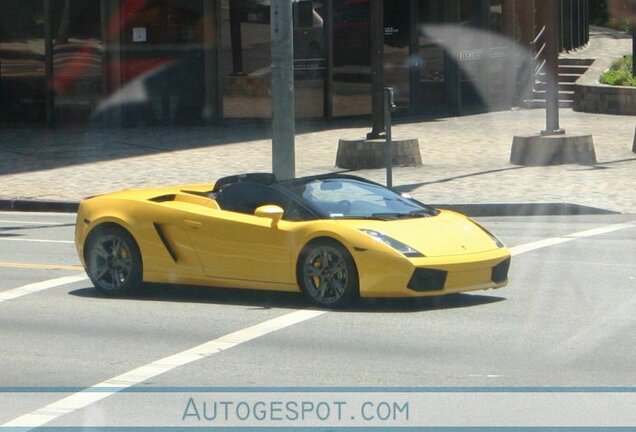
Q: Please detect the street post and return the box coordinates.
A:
[384,87,396,188]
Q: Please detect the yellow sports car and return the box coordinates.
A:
[75,173,510,307]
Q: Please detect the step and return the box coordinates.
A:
[558,57,594,66]
[558,64,591,75]
[558,73,583,83]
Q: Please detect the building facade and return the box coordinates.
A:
[0,0,590,127]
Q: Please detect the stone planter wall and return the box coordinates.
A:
[574,57,636,115]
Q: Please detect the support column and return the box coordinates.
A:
[229,0,244,75]
[44,0,55,128]
[543,0,563,136]
[324,0,333,120]
[203,0,220,122]
[367,0,384,139]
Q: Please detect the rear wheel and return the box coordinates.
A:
[85,225,142,296]
[298,239,358,308]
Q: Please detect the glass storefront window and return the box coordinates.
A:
[221,0,325,119]
[383,0,410,110]
[332,0,371,117]
[51,0,103,123]
[0,1,46,123]
[416,0,447,114]
[111,0,205,126]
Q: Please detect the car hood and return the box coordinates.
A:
[339,210,500,257]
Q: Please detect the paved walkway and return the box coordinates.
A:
[0,28,634,214]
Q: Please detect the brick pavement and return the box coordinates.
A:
[0,28,634,214]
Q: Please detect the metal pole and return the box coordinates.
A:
[384,87,395,188]
[542,0,565,136]
[271,0,295,180]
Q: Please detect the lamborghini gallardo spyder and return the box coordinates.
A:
[75,173,511,307]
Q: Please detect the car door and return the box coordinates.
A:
[184,183,296,285]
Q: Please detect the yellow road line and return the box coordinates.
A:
[0,262,84,272]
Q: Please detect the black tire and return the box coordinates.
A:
[85,225,142,296]
[297,239,359,308]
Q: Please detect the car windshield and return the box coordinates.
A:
[285,177,436,219]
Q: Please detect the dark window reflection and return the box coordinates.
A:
[416,0,447,114]
[0,1,46,123]
[52,0,103,123]
[113,0,205,126]
[383,0,410,110]
[332,0,371,117]
[221,0,324,119]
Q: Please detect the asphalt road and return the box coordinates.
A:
[1,211,635,428]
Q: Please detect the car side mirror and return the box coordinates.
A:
[254,205,284,225]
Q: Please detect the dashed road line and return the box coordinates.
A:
[0,262,83,271]
[510,222,634,256]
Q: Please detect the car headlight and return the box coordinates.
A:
[471,220,505,248]
[359,229,424,257]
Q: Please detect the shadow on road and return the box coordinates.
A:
[69,283,505,313]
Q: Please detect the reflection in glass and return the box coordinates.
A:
[113,0,205,126]
[0,1,46,123]
[52,0,102,123]
[221,0,324,119]
[383,0,410,110]
[332,0,371,117]
[416,0,447,114]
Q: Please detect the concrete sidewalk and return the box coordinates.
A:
[0,27,634,215]
[0,108,634,215]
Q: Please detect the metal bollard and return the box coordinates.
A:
[384,87,397,188]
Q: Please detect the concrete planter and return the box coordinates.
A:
[573,57,636,115]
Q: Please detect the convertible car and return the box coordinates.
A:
[75,173,510,307]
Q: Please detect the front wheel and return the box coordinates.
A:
[297,239,358,308]
[85,225,142,296]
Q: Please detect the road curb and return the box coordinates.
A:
[0,199,618,217]
[0,199,79,213]
[434,203,618,217]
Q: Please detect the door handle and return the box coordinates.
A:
[184,220,202,229]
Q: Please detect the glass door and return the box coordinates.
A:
[0,1,46,124]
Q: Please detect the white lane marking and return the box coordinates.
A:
[0,275,88,303]
[3,309,327,429]
[0,219,70,226]
[510,222,634,256]
[3,221,635,429]
[0,237,74,244]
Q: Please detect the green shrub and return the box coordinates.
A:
[600,55,636,86]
